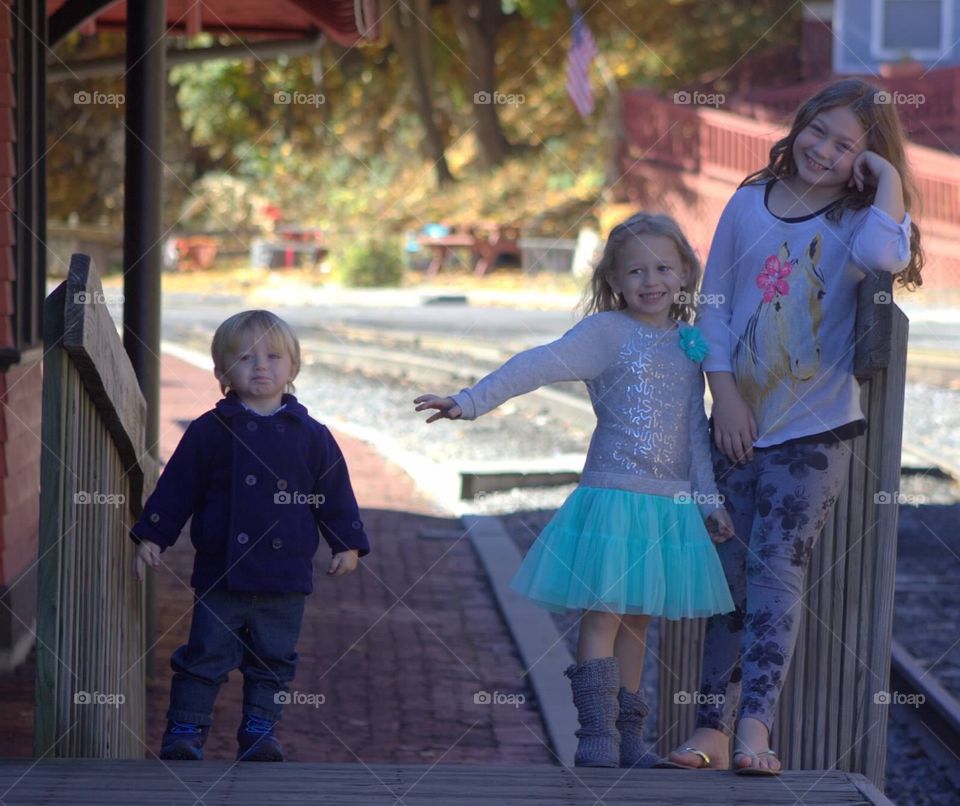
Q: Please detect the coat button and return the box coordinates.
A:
[237,532,250,544]
[271,538,283,550]
[277,479,288,490]
[150,513,160,523]
[245,474,257,486]
[352,520,362,530]
[246,421,258,432]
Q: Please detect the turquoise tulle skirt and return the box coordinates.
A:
[510,486,735,620]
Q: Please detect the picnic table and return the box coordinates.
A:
[251,227,329,269]
[416,223,521,277]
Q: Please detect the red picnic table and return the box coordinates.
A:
[417,223,521,277]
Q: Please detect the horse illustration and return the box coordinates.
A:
[734,233,826,434]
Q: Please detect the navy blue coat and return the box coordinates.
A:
[130,392,370,594]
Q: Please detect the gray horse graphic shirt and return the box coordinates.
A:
[697,181,911,447]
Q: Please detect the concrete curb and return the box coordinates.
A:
[463,515,577,767]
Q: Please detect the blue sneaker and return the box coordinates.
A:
[160,720,209,760]
[236,715,284,762]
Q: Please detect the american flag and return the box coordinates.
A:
[566,1,598,117]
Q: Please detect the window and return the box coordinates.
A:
[872,0,951,60]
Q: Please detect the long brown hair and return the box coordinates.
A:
[580,212,701,323]
[742,79,923,289]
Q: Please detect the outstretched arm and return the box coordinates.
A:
[413,394,462,424]
[414,314,613,422]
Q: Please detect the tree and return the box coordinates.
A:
[384,0,455,186]
[449,0,513,167]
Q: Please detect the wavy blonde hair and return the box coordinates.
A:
[580,212,702,323]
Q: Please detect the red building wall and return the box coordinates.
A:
[0,0,40,671]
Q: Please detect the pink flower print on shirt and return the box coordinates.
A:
[757,254,794,302]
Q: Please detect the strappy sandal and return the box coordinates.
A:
[653,747,713,770]
[733,748,781,776]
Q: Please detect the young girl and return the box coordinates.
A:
[131,310,370,762]
[661,79,923,775]
[414,213,736,768]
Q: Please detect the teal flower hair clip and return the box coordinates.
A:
[678,324,709,363]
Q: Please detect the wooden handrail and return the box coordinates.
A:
[35,254,154,759]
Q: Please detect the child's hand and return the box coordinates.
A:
[711,383,757,464]
[328,549,359,576]
[413,394,462,423]
[848,150,896,193]
[706,509,735,544]
[132,539,161,581]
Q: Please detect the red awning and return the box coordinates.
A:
[47,0,379,46]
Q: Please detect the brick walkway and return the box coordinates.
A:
[142,354,551,764]
[0,353,552,764]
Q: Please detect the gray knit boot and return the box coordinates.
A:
[617,687,658,768]
[564,657,620,767]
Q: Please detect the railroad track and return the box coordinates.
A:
[889,640,960,790]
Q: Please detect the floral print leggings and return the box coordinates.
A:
[695,438,852,732]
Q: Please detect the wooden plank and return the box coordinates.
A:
[0,761,894,804]
[62,254,149,517]
[864,308,909,786]
[853,272,893,379]
[462,515,578,766]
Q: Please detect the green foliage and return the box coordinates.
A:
[502,0,563,24]
[46,2,802,235]
[337,240,405,288]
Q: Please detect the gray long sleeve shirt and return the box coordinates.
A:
[452,310,721,518]
[697,182,911,446]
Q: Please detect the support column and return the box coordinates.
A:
[122,1,165,458]
[123,1,166,672]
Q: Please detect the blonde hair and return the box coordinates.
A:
[580,212,702,323]
[742,79,924,289]
[211,310,301,395]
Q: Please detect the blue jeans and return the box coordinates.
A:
[167,589,306,726]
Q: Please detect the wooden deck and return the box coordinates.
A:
[0,761,892,804]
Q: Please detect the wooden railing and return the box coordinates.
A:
[657,272,906,788]
[35,254,156,758]
[620,90,960,288]
[732,66,960,155]
[622,89,960,227]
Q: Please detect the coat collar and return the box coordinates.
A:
[215,391,311,425]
